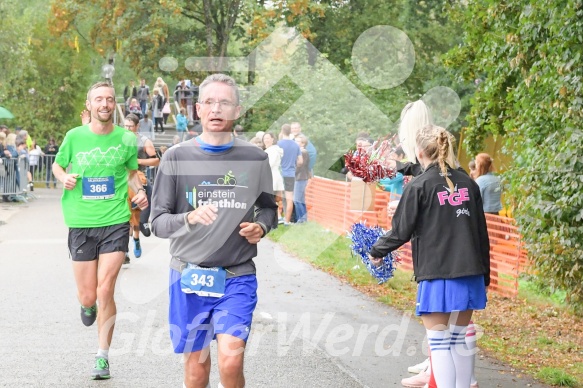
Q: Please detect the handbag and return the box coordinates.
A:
[162,102,171,114]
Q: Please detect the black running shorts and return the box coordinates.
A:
[68,223,130,261]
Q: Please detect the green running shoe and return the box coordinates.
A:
[80,304,97,327]
[91,357,110,380]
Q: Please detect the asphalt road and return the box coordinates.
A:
[0,189,548,387]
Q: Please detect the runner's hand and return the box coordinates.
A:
[131,190,149,210]
[239,222,263,244]
[63,174,79,190]
[186,204,218,226]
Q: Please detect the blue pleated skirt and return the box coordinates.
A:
[415,275,487,316]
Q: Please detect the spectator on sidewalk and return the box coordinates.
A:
[44,137,59,188]
[176,108,188,141]
[137,78,150,115]
[154,77,171,124]
[383,100,481,388]
[291,122,317,175]
[262,132,285,225]
[468,160,476,179]
[6,133,21,192]
[0,132,14,202]
[174,80,192,112]
[151,89,165,134]
[278,123,302,225]
[138,114,155,141]
[28,139,44,189]
[249,136,263,148]
[293,134,310,223]
[370,124,490,388]
[128,98,143,119]
[474,153,502,215]
[123,80,137,112]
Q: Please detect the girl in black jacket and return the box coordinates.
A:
[370,124,490,388]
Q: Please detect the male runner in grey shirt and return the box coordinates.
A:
[150,73,277,388]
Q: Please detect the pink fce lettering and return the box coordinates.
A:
[437,188,470,206]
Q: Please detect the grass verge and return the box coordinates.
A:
[268,221,583,387]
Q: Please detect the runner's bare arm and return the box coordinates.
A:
[128,169,148,209]
[52,162,78,190]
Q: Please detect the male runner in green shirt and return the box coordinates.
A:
[52,81,148,380]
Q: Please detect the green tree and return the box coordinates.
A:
[446,0,583,308]
[0,0,95,143]
[242,0,471,176]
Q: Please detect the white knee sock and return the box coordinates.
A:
[450,324,472,388]
[467,321,478,384]
[427,329,455,387]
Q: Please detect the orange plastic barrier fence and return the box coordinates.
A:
[305,177,527,297]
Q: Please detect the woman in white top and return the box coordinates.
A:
[28,139,44,186]
[262,132,285,223]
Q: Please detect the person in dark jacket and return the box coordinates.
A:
[369,124,490,388]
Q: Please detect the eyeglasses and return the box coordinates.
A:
[198,99,237,109]
[124,124,136,129]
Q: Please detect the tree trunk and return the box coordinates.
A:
[202,0,215,62]
[217,0,241,70]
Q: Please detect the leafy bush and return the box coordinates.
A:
[446,0,583,310]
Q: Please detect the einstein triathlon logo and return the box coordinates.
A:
[186,171,248,210]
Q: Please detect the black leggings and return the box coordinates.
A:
[154,117,164,132]
[140,185,153,226]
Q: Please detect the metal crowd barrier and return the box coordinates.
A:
[0,157,32,202]
[28,154,59,189]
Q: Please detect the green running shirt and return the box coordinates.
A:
[55,125,138,228]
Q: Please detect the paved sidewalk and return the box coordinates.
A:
[0,189,548,387]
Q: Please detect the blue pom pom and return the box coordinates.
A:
[348,222,400,284]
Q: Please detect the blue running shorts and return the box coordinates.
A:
[415,275,487,316]
[168,269,258,353]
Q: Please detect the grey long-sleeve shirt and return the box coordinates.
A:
[150,138,277,277]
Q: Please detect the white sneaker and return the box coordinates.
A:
[401,369,430,387]
[408,357,430,374]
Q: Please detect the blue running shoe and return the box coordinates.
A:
[133,238,142,258]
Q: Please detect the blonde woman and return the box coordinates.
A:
[155,77,171,123]
[154,77,170,101]
[387,100,460,175]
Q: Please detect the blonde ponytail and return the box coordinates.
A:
[416,125,455,192]
[436,127,455,192]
